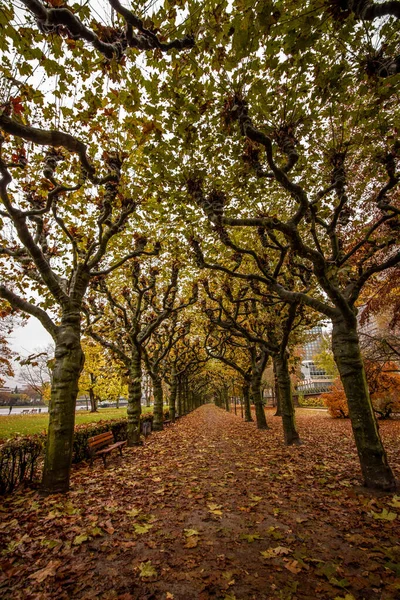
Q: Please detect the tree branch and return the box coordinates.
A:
[0,284,58,339]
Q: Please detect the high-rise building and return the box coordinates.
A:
[302,326,324,361]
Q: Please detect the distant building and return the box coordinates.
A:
[297,326,334,395]
[302,325,324,360]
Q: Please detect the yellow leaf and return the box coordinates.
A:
[134,523,153,534]
[138,561,157,578]
[184,528,200,537]
[370,509,397,521]
[260,546,291,558]
[73,533,89,545]
[126,508,142,517]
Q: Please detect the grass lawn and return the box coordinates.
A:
[0,406,157,440]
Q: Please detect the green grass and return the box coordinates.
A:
[0,406,157,440]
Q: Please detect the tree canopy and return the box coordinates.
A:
[0,0,399,493]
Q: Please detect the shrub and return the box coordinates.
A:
[322,380,349,418]
[297,395,325,408]
[323,365,400,419]
[0,435,45,495]
[0,410,169,494]
[73,418,128,463]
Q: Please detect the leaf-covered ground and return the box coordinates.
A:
[1,405,400,600]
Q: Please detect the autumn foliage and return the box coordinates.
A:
[323,361,400,419]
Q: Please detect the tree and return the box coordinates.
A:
[87,259,197,443]
[78,339,127,412]
[18,346,54,404]
[313,334,339,379]
[0,0,195,493]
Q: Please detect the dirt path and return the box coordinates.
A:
[1,405,400,600]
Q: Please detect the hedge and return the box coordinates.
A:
[297,395,325,408]
[0,434,45,495]
[0,409,170,495]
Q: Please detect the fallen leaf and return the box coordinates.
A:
[29,560,61,582]
[185,536,199,548]
[389,496,400,508]
[260,546,291,558]
[134,523,153,534]
[370,509,397,521]
[184,528,200,537]
[138,561,157,578]
[73,533,89,545]
[284,559,302,574]
[126,508,142,517]
[240,533,263,543]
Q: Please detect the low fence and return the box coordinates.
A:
[0,410,169,496]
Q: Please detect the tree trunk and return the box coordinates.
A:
[152,375,164,431]
[89,384,97,413]
[169,366,177,422]
[273,359,282,416]
[41,310,84,494]
[224,386,230,412]
[127,346,142,446]
[177,378,182,416]
[274,353,300,445]
[251,373,268,429]
[243,379,253,421]
[332,315,395,490]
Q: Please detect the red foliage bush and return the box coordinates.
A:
[323,361,400,419]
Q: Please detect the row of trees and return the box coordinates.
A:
[0,0,399,494]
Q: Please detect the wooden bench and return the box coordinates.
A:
[88,432,127,467]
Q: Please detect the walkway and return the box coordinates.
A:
[1,405,399,599]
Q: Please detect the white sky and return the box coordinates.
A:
[6,318,53,386]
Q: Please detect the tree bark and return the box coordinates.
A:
[169,365,177,422]
[273,358,282,416]
[224,386,230,411]
[332,315,396,491]
[41,310,84,494]
[127,346,142,446]
[88,379,98,412]
[152,375,164,431]
[274,353,300,445]
[177,378,182,416]
[243,379,253,421]
[251,372,268,429]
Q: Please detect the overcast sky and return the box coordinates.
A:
[6,319,53,387]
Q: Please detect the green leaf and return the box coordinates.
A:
[370,509,397,521]
[240,533,263,543]
[89,527,104,537]
[134,523,153,534]
[41,539,61,549]
[138,561,157,578]
[126,508,142,517]
[184,528,200,537]
[73,533,89,545]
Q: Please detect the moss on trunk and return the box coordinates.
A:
[152,375,164,431]
[243,379,253,422]
[251,373,268,430]
[41,311,83,495]
[127,346,142,446]
[332,316,395,491]
[274,353,300,445]
[169,366,177,422]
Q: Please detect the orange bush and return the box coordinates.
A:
[323,361,400,419]
[322,380,349,418]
